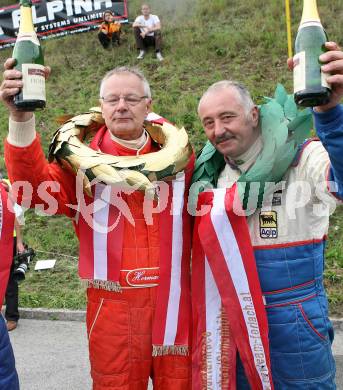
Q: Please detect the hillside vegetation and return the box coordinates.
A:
[0,0,342,314]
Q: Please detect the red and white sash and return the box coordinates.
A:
[0,184,14,306]
[77,183,124,287]
[192,186,273,389]
[152,172,192,355]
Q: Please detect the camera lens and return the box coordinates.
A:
[13,263,27,281]
[13,248,34,282]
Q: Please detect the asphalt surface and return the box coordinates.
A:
[8,319,343,390]
[10,319,91,390]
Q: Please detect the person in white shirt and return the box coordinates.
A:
[133,4,164,61]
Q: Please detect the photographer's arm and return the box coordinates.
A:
[14,219,25,254]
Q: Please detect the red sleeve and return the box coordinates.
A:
[4,136,77,218]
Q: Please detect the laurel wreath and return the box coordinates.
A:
[48,107,193,196]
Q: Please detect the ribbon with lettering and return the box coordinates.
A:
[0,184,14,306]
[192,186,273,389]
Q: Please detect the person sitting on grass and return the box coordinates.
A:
[133,4,164,61]
[98,10,121,49]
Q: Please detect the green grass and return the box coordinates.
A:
[18,211,84,309]
[0,0,342,314]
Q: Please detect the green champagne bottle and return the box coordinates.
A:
[13,0,45,111]
[293,0,331,107]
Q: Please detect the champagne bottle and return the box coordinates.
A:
[13,0,45,111]
[293,0,331,107]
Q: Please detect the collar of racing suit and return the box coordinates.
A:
[225,136,263,174]
[109,129,148,151]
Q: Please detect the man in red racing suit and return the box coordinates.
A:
[2,64,194,389]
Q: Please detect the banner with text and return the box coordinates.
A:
[0,0,128,50]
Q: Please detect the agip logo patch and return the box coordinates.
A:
[259,211,278,239]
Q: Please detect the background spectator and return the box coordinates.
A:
[133,4,163,61]
[98,10,121,49]
[2,177,25,332]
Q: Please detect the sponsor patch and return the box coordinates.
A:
[271,189,283,206]
[125,267,159,287]
[272,192,282,206]
[259,211,278,239]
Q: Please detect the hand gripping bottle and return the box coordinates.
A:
[13,0,45,111]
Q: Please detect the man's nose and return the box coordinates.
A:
[213,120,225,136]
[116,97,128,111]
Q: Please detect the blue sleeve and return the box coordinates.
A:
[313,104,343,200]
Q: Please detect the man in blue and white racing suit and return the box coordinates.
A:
[194,41,343,389]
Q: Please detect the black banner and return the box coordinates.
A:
[0,0,128,50]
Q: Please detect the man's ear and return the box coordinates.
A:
[146,98,152,114]
[251,105,259,127]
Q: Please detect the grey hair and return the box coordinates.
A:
[198,80,255,117]
[99,66,151,99]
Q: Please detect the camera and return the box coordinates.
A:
[13,248,35,282]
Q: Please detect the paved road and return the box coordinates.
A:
[9,319,343,389]
[10,319,91,390]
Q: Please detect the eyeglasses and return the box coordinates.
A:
[101,94,148,107]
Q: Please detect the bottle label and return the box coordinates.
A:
[22,64,46,102]
[293,52,306,93]
[16,32,40,46]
